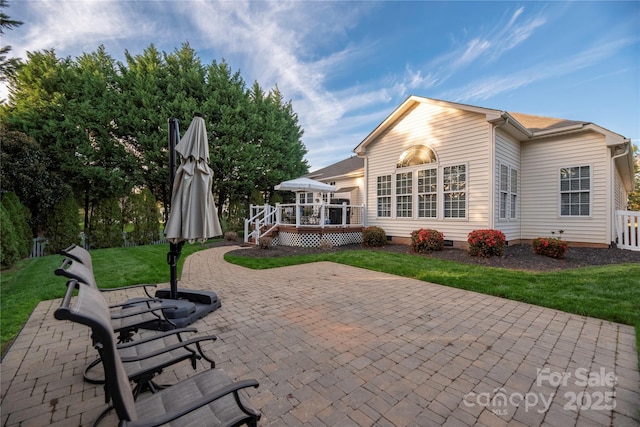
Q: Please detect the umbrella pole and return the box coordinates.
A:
[168,118,181,300]
[168,241,185,299]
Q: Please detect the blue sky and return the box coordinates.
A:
[3,1,639,170]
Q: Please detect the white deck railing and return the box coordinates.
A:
[244,202,364,245]
[615,210,640,251]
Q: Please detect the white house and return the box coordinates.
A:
[342,96,636,248]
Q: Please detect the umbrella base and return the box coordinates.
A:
[144,289,222,329]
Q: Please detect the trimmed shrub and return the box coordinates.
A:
[259,236,273,249]
[127,189,160,245]
[319,238,334,250]
[362,226,386,247]
[532,237,568,259]
[224,231,238,241]
[89,197,122,249]
[467,229,506,257]
[45,191,81,254]
[0,204,21,268]
[1,192,32,259]
[410,228,444,253]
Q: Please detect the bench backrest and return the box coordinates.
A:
[55,280,138,421]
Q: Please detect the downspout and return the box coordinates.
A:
[609,140,631,246]
[361,152,369,227]
[490,114,526,243]
[488,121,498,231]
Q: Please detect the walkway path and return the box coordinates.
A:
[1,246,638,426]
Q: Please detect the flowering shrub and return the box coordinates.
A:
[467,229,506,257]
[532,237,568,259]
[410,228,444,253]
[362,226,387,247]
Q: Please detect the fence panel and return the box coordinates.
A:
[615,210,640,251]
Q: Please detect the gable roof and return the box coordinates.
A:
[354,96,503,154]
[353,94,634,191]
[306,156,364,181]
[355,95,630,154]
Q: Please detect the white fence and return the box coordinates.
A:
[615,210,640,251]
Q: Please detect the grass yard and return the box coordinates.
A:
[0,243,210,353]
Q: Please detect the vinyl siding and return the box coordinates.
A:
[494,130,521,240]
[333,176,364,206]
[365,102,492,242]
[614,168,629,211]
[521,131,610,244]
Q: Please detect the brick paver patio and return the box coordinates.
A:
[1,245,639,426]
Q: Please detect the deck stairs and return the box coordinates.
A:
[244,205,278,245]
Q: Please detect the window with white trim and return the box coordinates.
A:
[322,182,336,202]
[418,168,437,218]
[377,175,391,217]
[443,164,466,218]
[510,168,518,219]
[499,164,518,220]
[560,166,590,216]
[299,192,313,204]
[396,172,413,217]
[499,164,509,219]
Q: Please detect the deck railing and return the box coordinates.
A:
[615,210,640,251]
[244,202,364,245]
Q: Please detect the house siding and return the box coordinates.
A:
[365,102,492,243]
[332,176,364,206]
[521,131,610,245]
[614,168,629,211]
[494,130,521,241]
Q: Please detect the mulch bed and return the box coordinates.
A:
[218,241,640,272]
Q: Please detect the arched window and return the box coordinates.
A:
[397,145,437,168]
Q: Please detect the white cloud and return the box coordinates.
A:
[10,0,145,58]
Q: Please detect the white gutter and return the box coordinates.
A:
[612,140,630,161]
[530,123,586,138]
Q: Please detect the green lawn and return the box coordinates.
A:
[0,243,210,353]
[225,250,640,363]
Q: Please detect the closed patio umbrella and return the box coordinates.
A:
[164,114,222,299]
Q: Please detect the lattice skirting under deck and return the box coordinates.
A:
[274,231,363,247]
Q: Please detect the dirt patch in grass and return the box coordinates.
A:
[223,242,640,272]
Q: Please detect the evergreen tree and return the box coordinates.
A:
[88,197,122,249]
[203,59,256,221]
[1,192,31,258]
[0,203,20,267]
[44,190,81,254]
[0,0,23,81]
[72,47,137,231]
[0,124,64,232]
[126,189,160,245]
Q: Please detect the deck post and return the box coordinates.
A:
[342,202,347,226]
